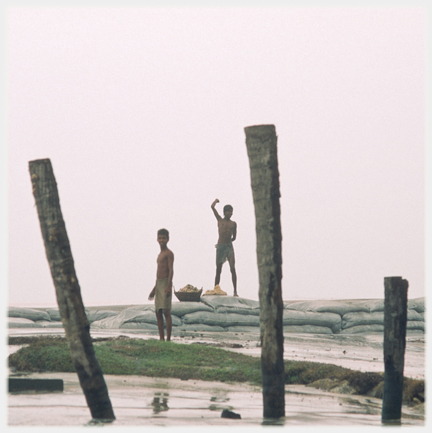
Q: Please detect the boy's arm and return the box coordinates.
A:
[165,251,174,295]
[232,221,237,242]
[148,284,156,301]
[211,198,222,221]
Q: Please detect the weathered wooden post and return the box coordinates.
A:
[29,158,115,421]
[245,124,285,419]
[382,276,409,424]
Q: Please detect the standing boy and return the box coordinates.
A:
[148,228,174,341]
[211,198,238,297]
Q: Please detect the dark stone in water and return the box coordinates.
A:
[221,409,241,419]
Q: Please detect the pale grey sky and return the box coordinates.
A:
[6,6,426,307]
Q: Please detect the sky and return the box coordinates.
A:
[5,5,427,308]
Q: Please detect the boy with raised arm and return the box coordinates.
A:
[148,228,174,341]
[211,198,238,297]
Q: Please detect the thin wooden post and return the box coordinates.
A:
[245,124,285,419]
[382,276,409,424]
[29,158,115,421]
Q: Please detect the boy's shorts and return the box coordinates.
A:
[155,277,172,311]
[216,242,235,265]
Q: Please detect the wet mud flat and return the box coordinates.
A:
[8,372,424,427]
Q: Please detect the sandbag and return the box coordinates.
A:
[407,310,424,322]
[92,308,182,328]
[125,310,182,327]
[45,309,61,321]
[212,312,260,327]
[342,309,424,330]
[91,316,123,329]
[170,302,214,317]
[8,317,42,328]
[342,311,384,329]
[182,311,260,328]
[407,321,425,332]
[85,309,118,323]
[356,298,425,314]
[284,300,369,316]
[340,324,384,334]
[90,308,147,329]
[283,325,333,335]
[357,299,384,312]
[8,307,51,322]
[283,310,341,333]
[338,320,424,334]
[215,306,260,316]
[408,297,425,313]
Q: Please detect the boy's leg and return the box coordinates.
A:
[228,255,238,296]
[156,309,165,341]
[215,263,223,287]
[164,310,172,341]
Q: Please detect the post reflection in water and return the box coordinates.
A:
[151,392,169,414]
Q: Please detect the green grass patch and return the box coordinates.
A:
[8,336,424,404]
[9,336,262,385]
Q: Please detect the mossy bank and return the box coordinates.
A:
[8,335,424,406]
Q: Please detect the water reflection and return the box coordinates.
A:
[209,394,231,411]
[151,392,169,414]
[340,396,381,415]
[261,417,286,426]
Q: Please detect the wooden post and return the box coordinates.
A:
[29,159,115,421]
[245,125,285,419]
[382,276,409,424]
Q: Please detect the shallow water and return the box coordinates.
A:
[7,372,424,427]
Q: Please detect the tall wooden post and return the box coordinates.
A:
[382,276,409,424]
[245,125,285,419]
[29,159,115,421]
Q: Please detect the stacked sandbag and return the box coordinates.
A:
[339,299,425,334]
[8,306,62,328]
[171,302,225,332]
[9,307,51,322]
[91,305,179,330]
[283,301,346,334]
[8,297,425,335]
[85,309,118,323]
[197,296,260,332]
[283,298,425,334]
[283,310,342,334]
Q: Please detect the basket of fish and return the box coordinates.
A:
[174,284,203,302]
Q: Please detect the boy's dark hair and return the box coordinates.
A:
[223,204,233,213]
[157,228,169,238]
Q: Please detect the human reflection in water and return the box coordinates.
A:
[151,392,169,414]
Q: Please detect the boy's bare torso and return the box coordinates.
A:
[217,219,236,244]
[156,249,173,279]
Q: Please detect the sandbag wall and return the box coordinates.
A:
[8,296,425,335]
